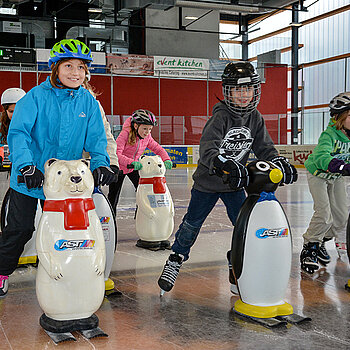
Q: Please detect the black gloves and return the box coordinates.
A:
[20,165,44,189]
[93,166,116,186]
[110,164,119,183]
[328,158,350,175]
[269,156,298,184]
[213,155,249,189]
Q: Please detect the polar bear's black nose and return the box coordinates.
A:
[71,176,82,183]
[158,164,162,168]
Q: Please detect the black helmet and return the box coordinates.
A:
[329,92,350,117]
[221,61,261,115]
[131,109,157,126]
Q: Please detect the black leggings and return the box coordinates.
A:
[108,170,140,214]
[0,189,43,276]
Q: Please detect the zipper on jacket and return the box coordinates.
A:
[133,139,140,160]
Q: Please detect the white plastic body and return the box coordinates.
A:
[237,200,292,307]
[135,156,174,242]
[35,159,106,321]
[92,190,116,281]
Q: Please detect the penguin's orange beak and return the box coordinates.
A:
[269,168,283,183]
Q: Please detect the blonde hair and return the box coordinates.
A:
[128,123,138,145]
[50,58,89,88]
[332,110,350,130]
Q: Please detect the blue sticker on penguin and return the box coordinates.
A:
[54,239,95,250]
[256,228,288,239]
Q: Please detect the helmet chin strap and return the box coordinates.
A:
[137,130,144,139]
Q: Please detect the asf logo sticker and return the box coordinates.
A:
[219,126,253,161]
[255,228,288,239]
[100,216,110,224]
[54,239,95,251]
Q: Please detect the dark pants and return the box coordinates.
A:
[171,188,246,261]
[108,170,140,213]
[0,189,43,276]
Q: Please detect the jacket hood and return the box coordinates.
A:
[122,116,133,130]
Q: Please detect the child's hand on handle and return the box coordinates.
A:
[131,161,143,170]
[269,156,298,184]
[328,158,350,175]
[164,160,173,170]
[92,166,116,186]
[20,165,44,189]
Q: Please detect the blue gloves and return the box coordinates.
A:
[20,165,44,189]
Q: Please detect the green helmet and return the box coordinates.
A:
[48,39,93,68]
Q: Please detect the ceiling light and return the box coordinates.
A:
[88,8,103,13]
[185,16,198,20]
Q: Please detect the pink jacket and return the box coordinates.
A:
[116,116,171,174]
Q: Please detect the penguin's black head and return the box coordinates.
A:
[245,160,283,195]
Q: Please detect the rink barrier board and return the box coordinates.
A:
[149,145,316,167]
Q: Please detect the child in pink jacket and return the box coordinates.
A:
[108,109,172,213]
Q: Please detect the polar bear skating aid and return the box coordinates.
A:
[135,155,174,250]
[35,158,108,343]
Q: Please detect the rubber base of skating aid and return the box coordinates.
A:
[105,288,123,297]
[136,239,171,251]
[234,311,287,328]
[78,327,108,339]
[44,330,76,344]
[276,313,311,324]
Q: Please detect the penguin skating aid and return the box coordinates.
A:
[231,160,311,327]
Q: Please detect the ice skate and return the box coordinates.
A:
[227,251,238,295]
[158,253,183,295]
[335,238,347,258]
[0,275,8,298]
[317,239,331,265]
[300,242,319,274]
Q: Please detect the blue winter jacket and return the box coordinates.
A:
[8,77,110,200]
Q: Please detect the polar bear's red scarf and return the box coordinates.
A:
[138,177,166,194]
[43,198,95,230]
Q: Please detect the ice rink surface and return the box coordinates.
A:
[1,167,350,349]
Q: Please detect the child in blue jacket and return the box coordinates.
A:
[0,39,116,297]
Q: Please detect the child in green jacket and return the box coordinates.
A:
[300,91,350,274]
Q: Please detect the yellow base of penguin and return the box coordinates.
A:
[234,299,293,318]
[105,278,115,291]
[18,255,38,266]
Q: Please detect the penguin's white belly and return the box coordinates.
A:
[136,189,174,241]
[237,200,291,306]
[36,212,105,321]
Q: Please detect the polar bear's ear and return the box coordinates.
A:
[46,158,57,168]
[81,159,89,167]
[140,155,146,159]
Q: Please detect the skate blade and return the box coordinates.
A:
[234,311,287,328]
[44,330,76,344]
[78,327,108,339]
[160,289,166,297]
[276,313,311,324]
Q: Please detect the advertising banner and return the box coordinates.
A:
[143,146,188,164]
[154,56,209,79]
[106,54,154,75]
